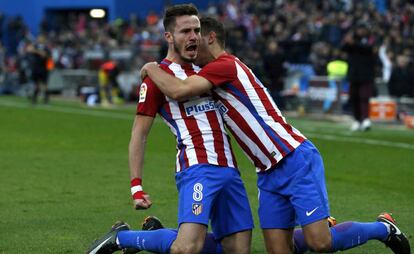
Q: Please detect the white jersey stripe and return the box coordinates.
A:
[216,88,282,165]
[193,111,218,165]
[258,79,304,148]
[196,54,307,171]
[163,61,236,171]
[234,61,302,150]
[221,131,235,168]
[215,109,235,168]
[168,99,198,168]
[166,64,199,170]
[224,112,272,169]
[169,62,190,80]
[235,62,266,109]
[159,112,182,171]
[220,113,236,168]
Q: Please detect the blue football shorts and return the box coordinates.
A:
[257,140,330,229]
[175,164,254,239]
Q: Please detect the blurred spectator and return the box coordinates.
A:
[263,41,286,109]
[98,59,123,106]
[0,42,6,93]
[0,12,4,42]
[27,35,51,104]
[310,42,332,75]
[0,0,413,107]
[342,22,377,131]
[284,26,313,64]
[0,42,5,75]
[327,49,348,81]
[378,39,393,85]
[6,16,28,56]
[146,11,159,26]
[16,39,32,85]
[320,13,343,46]
[326,49,348,113]
[388,54,414,98]
[206,2,218,16]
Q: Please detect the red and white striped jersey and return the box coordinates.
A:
[198,53,306,172]
[136,59,237,172]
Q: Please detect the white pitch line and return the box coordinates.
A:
[0,99,134,120]
[307,133,414,150]
[2,98,414,150]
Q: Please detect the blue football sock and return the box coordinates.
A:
[202,232,223,254]
[330,221,388,251]
[117,229,177,253]
[294,222,388,253]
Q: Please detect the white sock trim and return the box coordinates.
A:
[380,222,391,235]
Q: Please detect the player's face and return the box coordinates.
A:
[194,34,214,67]
[171,15,201,63]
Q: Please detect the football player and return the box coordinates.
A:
[141,16,410,254]
[86,5,253,254]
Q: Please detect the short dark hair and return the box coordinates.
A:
[200,17,225,48]
[163,4,199,32]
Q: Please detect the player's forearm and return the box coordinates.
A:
[128,115,154,180]
[128,133,146,180]
[147,65,190,101]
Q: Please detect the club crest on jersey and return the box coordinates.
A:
[139,83,147,103]
[192,203,203,215]
[184,98,216,117]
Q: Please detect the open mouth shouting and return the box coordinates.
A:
[185,43,198,58]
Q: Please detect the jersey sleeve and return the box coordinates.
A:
[197,59,236,87]
[136,77,164,117]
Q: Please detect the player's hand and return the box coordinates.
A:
[140,62,158,81]
[130,177,152,210]
[133,193,152,210]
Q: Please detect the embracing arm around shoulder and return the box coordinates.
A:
[145,63,213,101]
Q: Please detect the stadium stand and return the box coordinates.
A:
[0,0,413,118]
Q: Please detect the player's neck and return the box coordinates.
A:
[210,47,226,59]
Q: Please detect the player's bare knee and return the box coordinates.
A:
[303,220,332,252]
[265,245,294,254]
[263,229,294,254]
[306,238,331,252]
[222,244,250,254]
[264,239,293,254]
[221,230,252,254]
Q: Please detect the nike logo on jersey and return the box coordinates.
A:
[184,98,216,116]
[306,207,319,216]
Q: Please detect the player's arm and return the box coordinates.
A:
[128,114,155,210]
[141,62,213,101]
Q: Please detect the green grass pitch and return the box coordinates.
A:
[0,96,413,253]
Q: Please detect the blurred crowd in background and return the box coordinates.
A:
[0,0,413,105]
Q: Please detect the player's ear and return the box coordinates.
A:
[165,31,173,44]
[208,31,216,45]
